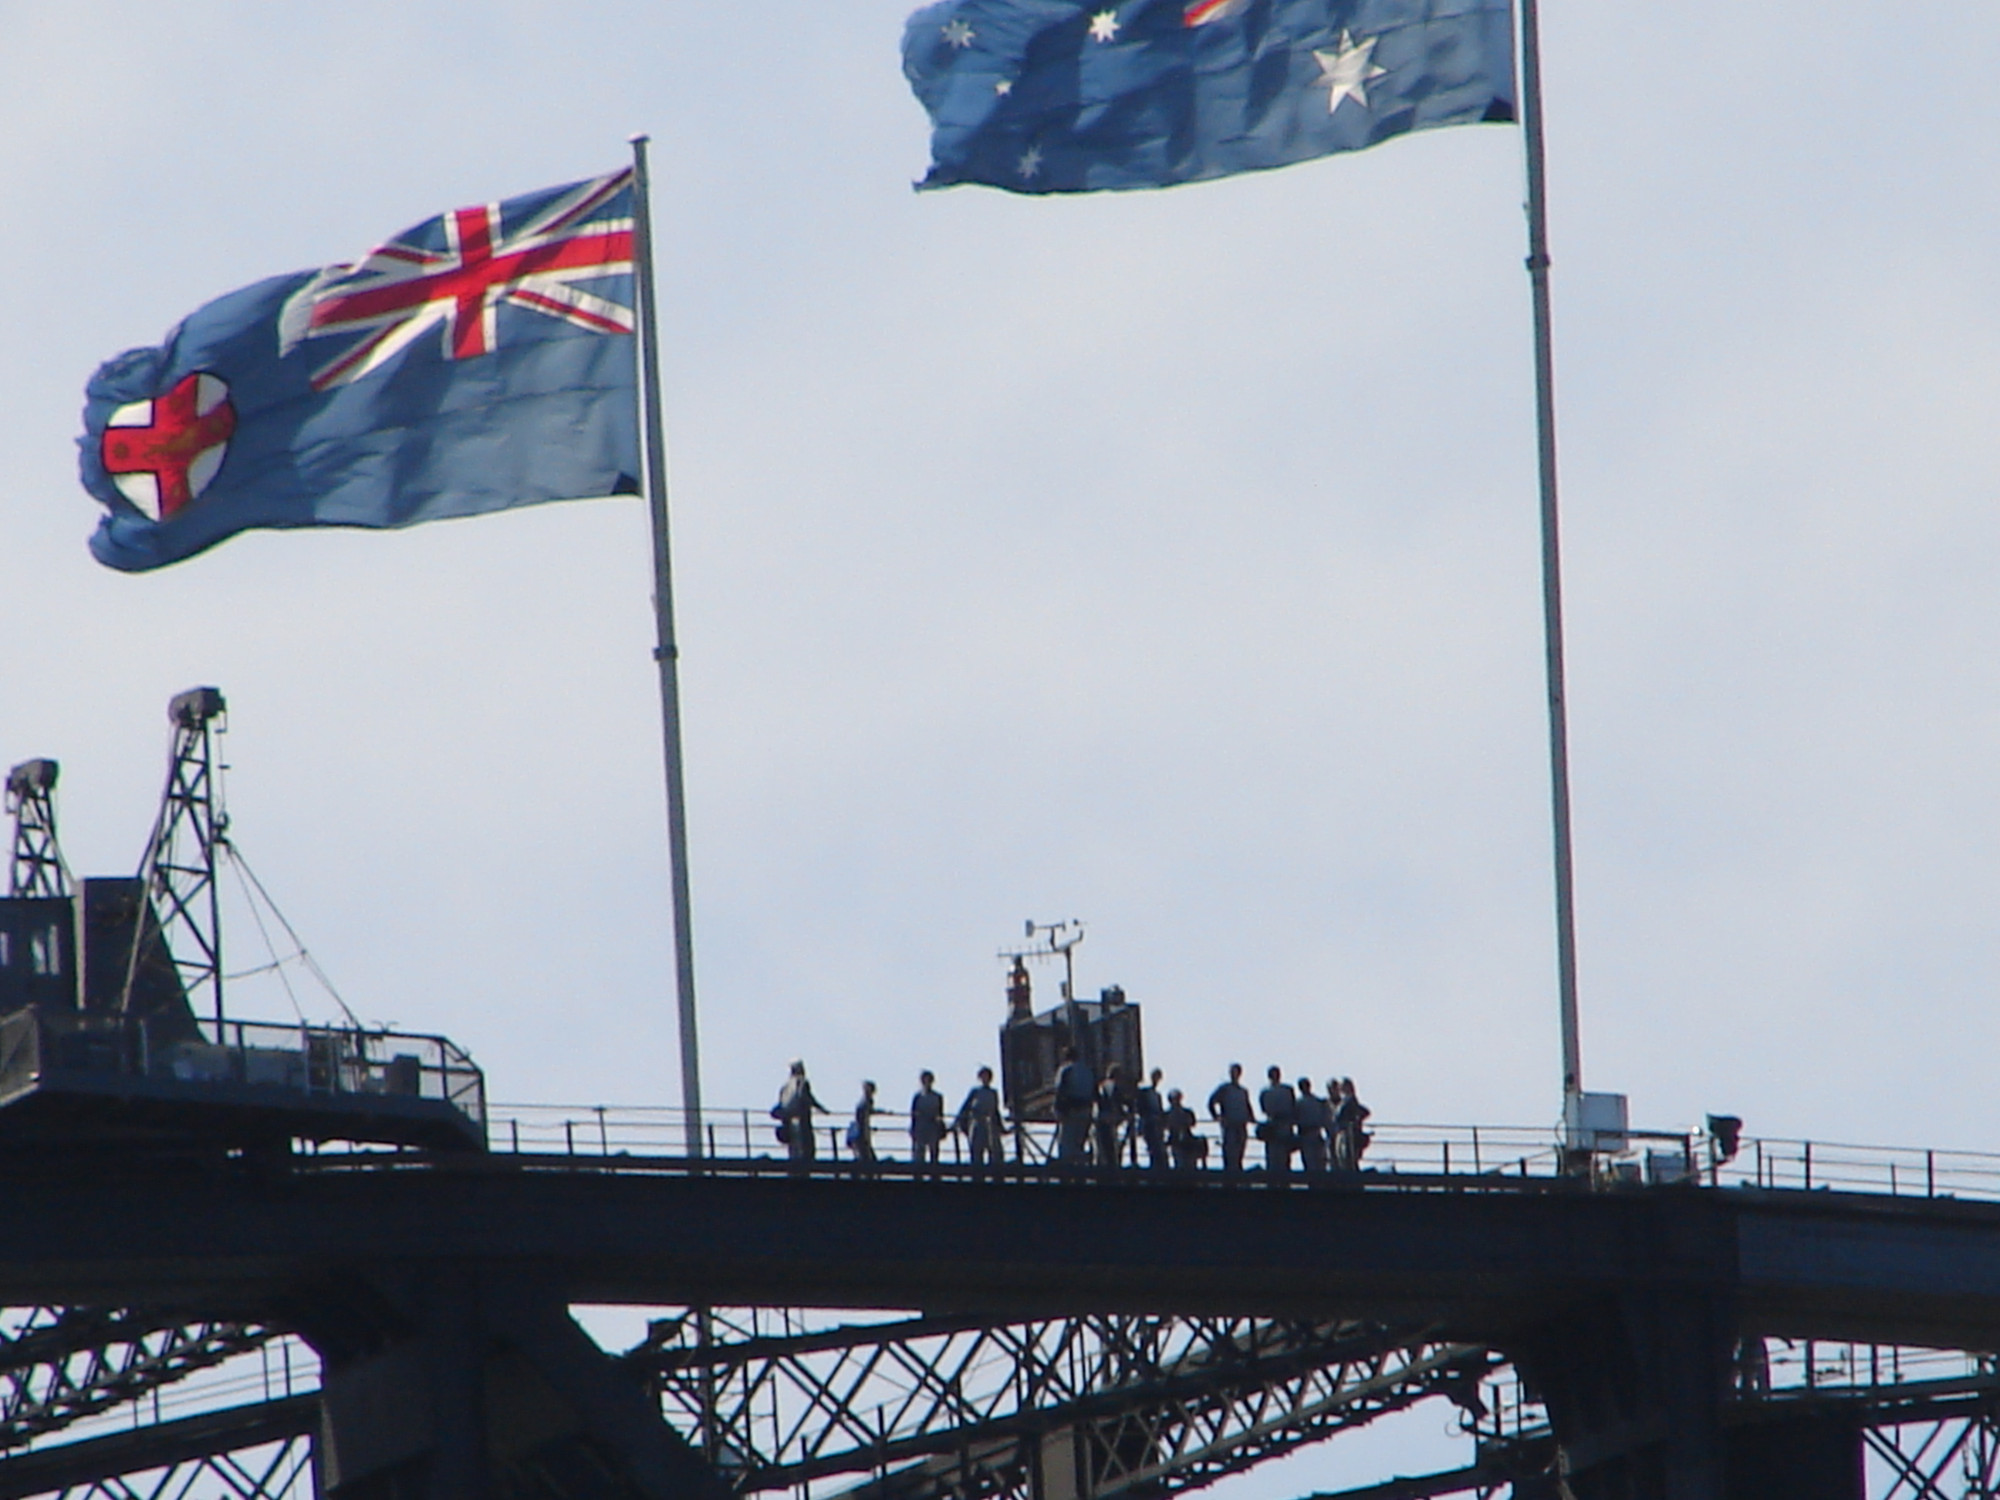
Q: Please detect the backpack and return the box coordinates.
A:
[1056,1063,1094,1109]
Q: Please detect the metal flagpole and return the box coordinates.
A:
[1517,0,1584,1112]
[629,134,705,1157]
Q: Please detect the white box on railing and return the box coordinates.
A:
[1563,1091,1628,1154]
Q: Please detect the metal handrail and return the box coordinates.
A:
[477,1102,2000,1204]
[175,1016,488,1129]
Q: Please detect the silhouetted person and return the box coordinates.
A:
[1136,1067,1168,1171]
[1208,1063,1253,1175]
[911,1070,946,1171]
[1094,1063,1128,1169]
[776,1060,824,1167]
[1053,1045,1095,1166]
[955,1065,1003,1176]
[1296,1076,1329,1175]
[1258,1065,1297,1179]
[850,1080,878,1168]
[1165,1088,1203,1170]
[1332,1077,1371,1170]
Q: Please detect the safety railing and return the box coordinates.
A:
[1711,1135,2000,1201]
[479,1106,1579,1180]
[477,1101,2000,1206]
[1477,1338,2000,1453]
[175,1017,488,1129]
[1,1005,486,1135]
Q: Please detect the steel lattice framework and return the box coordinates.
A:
[129,689,227,1024]
[8,1305,2000,1498]
[1868,1412,2000,1500]
[3,762,66,901]
[0,1309,278,1451]
[636,1311,1498,1500]
[25,1437,314,1500]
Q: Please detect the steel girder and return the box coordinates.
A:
[7,1305,2000,1500]
[0,1305,308,1499]
[3,1328,2000,1500]
[0,1398,316,1500]
[1865,1414,2000,1500]
[24,1433,314,1500]
[0,1308,278,1451]
[1838,1365,2000,1500]
[633,1311,1498,1500]
[1292,1469,1524,1500]
[1463,1352,2000,1500]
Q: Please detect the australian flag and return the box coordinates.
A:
[903,0,1515,194]
[81,169,641,572]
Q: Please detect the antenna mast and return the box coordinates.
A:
[1003,920,1086,1002]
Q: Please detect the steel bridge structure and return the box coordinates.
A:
[5,1126,2000,1500]
[11,691,1997,1500]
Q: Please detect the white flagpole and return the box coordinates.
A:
[629,134,704,1158]
[1517,0,1585,1117]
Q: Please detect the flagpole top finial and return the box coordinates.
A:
[629,132,651,147]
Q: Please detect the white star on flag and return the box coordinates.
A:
[942,17,976,48]
[995,78,1013,95]
[1313,30,1386,114]
[1018,145,1044,179]
[1089,10,1121,41]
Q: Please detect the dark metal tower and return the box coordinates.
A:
[4,761,67,900]
[126,687,229,1025]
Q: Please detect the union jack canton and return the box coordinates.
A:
[80,167,643,572]
[279,168,636,390]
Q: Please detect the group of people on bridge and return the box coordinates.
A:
[1050,1053,1370,1178]
[772,1055,1370,1180]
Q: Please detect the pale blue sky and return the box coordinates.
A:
[4,3,2000,1489]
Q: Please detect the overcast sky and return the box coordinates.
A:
[5,1,2000,1490]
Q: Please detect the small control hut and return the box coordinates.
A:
[995,921,1143,1123]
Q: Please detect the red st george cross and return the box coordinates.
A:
[99,372,237,521]
[283,168,635,390]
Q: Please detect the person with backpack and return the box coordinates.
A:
[1332,1076,1372,1170]
[774,1060,824,1167]
[1053,1045,1095,1166]
[1257,1065,1298,1180]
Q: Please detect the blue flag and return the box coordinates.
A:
[903,0,1515,194]
[81,170,641,572]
